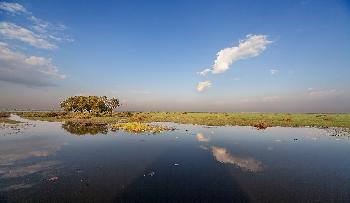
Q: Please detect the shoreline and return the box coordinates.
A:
[6,111,349,129]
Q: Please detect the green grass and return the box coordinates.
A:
[14,111,350,128]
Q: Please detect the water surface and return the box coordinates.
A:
[1,115,350,202]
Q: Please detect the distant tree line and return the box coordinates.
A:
[60,96,120,115]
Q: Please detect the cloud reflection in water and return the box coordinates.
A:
[211,146,263,172]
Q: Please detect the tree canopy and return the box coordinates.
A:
[60,96,120,114]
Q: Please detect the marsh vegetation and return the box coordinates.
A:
[111,122,173,133]
[15,111,350,129]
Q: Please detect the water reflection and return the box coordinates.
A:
[1,117,350,202]
[0,137,66,166]
[0,116,67,192]
[196,133,210,142]
[0,183,33,192]
[211,146,263,172]
[61,121,108,135]
[0,161,61,178]
[195,132,263,172]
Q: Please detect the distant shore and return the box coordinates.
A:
[3,111,348,129]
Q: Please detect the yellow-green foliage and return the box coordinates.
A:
[127,112,350,128]
[111,122,169,133]
[254,121,268,130]
[14,111,350,128]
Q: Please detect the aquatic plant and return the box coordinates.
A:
[254,121,268,130]
[111,122,170,133]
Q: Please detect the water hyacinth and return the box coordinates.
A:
[111,122,171,133]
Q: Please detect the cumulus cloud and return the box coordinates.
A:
[0,2,28,14]
[197,81,211,92]
[0,42,65,86]
[0,22,57,49]
[270,69,279,75]
[307,88,337,97]
[199,34,272,75]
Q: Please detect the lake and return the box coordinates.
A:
[1,115,350,202]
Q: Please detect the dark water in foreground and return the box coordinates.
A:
[1,115,350,203]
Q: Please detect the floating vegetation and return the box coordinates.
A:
[111,122,172,133]
[254,121,268,130]
[324,127,350,137]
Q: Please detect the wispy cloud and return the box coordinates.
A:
[270,69,279,75]
[0,2,28,14]
[307,88,337,97]
[0,22,57,49]
[262,96,280,102]
[197,81,211,92]
[0,2,71,87]
[28,16,73,43]
[197,68,211,76]
[0,2,73,50]
[199,34,272,75]
[0,42,65,86]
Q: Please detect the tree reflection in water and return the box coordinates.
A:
[61,121,108,135]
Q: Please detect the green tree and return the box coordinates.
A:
[60,96,120,115]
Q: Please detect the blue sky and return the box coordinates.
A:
[0,0,349,112]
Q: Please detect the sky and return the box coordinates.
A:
[0,0,349,112]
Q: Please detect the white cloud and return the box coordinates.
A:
[307,88,337,97]
[0,2,28,14]
[200,34,272,75]
[0,22,56,49]
[197,81,211,92]
[0,2,73,50]
[0,42,65,86]
[270,69,279,75]
[262,96,280,102]
[28,16,50,33]
[28,16,72,43]
[197,68,211,76]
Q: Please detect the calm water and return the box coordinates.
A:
[1,115,350,203]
